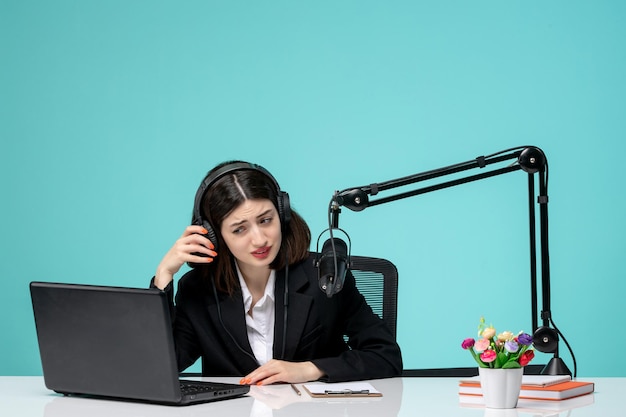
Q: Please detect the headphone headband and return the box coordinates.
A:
[191,162,291,253]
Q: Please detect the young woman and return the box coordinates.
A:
[153,161,402,386]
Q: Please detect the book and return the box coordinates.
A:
[460,390,595,412]
[514,374,573,387]
[459,375,572,387]
[458,378,595,401]
[459,374,572,387]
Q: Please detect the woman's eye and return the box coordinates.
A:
[260,217,272,225]
[232,227,245,234]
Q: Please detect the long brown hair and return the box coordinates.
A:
[195,161,310,295]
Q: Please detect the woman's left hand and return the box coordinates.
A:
[240,360,324,386]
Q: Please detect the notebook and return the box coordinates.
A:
[29,281,250,406]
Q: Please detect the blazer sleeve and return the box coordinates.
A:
[310,269,403,382]
[149,275,202,372]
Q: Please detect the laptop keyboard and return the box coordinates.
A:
[179,380,238,396]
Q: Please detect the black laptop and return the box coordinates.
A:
[30,281,250,406]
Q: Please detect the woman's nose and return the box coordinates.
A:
[250,226,267,246]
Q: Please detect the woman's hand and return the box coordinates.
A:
[240,360,325,386]
[154,225,217,290]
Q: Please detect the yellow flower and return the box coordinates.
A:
[498,331,514,342]
[482,326,496,339]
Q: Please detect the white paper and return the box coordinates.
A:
[303,382,380,395]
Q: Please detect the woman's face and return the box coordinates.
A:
[220,198,282,275]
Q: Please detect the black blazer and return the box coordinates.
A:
[157,254,402,382]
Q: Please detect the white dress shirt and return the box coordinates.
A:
[237,265,276,365]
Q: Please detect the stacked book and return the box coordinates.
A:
[458,375,595,410]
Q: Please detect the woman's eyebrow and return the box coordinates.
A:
[227,219,247,228]
[227,209,273,228]
[256,209,273,219]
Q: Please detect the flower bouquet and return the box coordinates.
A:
[461,317,535,369]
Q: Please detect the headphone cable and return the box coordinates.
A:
[211,278,259,365]
[282,252,289,360]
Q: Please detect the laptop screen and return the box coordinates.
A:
[31,282,185,402]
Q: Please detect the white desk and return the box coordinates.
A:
[1,376,623,417]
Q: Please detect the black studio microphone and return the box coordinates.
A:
[317,237,349,298]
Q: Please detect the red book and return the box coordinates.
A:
[458,378,595,401]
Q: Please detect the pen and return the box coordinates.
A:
[291,383,301,396]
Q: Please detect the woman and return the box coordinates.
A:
[153,161,402,386]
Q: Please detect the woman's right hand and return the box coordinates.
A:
[154,225,217,290]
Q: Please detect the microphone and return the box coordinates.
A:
[317,237,349,298]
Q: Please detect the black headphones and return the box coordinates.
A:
[191,162,291,251]
[193,162,293,361]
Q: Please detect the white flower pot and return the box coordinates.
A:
[478,367,523,409]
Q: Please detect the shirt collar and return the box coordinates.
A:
[236,263,276,313]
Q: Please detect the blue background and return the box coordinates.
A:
[2,1,624,376]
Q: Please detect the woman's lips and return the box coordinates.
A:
[251,246,271,259]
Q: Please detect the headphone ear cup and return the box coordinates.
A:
[188,220,219,268]
[202,221,218,250]
[278,191,291,230]
[532,326,559,353]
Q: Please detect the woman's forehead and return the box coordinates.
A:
[223,199,276,224]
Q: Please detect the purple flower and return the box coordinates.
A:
[517,333,533,346]
[504,340,519,353]
[464,319,536,368]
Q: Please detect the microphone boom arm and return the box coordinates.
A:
[330,146,572,376]
[334,148,530,211]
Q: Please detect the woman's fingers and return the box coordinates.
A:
[154,226,218,289]
[241,360,323,386]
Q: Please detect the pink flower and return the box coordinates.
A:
[519,350,535,366]
[461,338,475,349]
[463,318,536,369]
[480,349,497,363]
[474,338,490,352]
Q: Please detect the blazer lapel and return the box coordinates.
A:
[274,264,313,360]
[209,289,259,368]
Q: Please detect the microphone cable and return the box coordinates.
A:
[484,145,529,160]
[549,316,577,378]
[540,158,576,377]
[326,195,340,285]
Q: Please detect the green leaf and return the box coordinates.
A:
[495,352,508,368]
[502,361,521,369]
